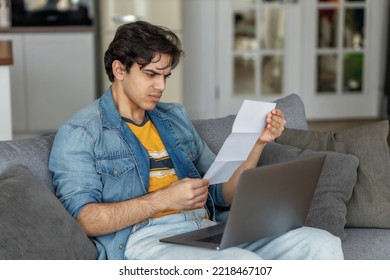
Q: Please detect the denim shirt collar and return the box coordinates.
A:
[99,87,122,130]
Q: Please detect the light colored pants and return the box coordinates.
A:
[125,208,344,260]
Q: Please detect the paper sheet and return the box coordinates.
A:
[203,100,276,184]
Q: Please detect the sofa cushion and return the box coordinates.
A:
[343,228,390,260]
[0,134,55,192]
[0,165,97,260]
[276,121,390,228]
[192,94,308,154]
[192,115,235,155]
[259,143,359,240]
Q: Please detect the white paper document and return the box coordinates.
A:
[203,100,276,184]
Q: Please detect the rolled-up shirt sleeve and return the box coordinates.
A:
[49,124,102,219]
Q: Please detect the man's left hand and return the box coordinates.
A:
[258,109,286,144]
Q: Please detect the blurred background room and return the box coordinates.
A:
[0,0,389,140]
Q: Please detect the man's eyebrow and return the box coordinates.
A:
[144,69,172,77]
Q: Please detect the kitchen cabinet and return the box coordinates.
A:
[0,30,96,136]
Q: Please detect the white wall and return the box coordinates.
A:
[182,0,217,119]
[0,66,12,140]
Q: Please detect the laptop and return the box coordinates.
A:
[160,154,326,250]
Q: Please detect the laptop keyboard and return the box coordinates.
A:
[197,233,223,244]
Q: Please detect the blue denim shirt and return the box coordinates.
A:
[49,87,229,260]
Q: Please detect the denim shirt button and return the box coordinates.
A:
[113,168,119,177]
[119,244,124,250]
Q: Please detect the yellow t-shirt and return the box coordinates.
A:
[125,115,181,218]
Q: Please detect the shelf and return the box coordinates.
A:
[0,26,95,33]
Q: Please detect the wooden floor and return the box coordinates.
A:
[307,118,390,146]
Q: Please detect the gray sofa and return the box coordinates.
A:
[0,94,389,260]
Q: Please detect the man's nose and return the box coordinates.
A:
[154,75,166,91]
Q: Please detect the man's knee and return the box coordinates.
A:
[303,227,344,260]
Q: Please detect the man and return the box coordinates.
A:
[49,21,343,260]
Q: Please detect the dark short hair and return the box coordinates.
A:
[104,21,183,82]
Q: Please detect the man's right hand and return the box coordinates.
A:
[159,178,210,211]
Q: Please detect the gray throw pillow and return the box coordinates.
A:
[259,143,359,240]
[274,93,308,130]
[0,134,55,192]
[0,165,97,260]
[276,121,390,228]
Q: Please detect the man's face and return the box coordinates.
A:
[122,53,172,113]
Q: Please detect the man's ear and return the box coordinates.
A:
[112,60,126,81]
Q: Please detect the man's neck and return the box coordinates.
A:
[111,84,146,125]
